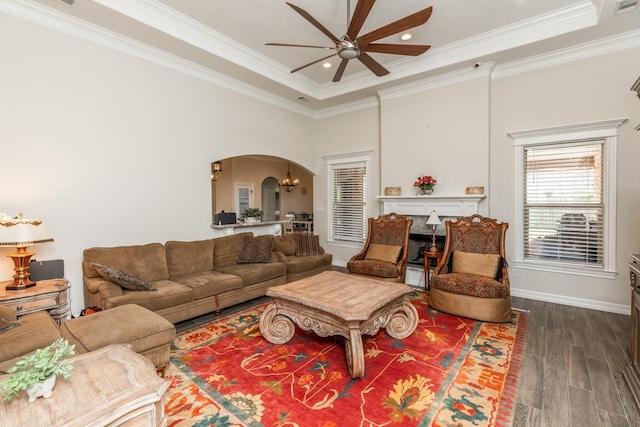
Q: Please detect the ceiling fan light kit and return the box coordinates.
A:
[266,0,433,82]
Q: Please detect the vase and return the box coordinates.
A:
[26,374,56,402]
[417,188,433,196]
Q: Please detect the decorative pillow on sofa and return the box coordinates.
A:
[90,263,157,291]
[451,251,501,278]
[237,235,275,263]
[364,244,402,263]
[294,233,321,256]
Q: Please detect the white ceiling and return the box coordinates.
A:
[17,0,640,113]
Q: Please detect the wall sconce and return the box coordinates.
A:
[279,162,299,193]
[211,161,223,182]
[426,210,441,252]
[0,212,54,290]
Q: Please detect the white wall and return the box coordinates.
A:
[0,11,313,315]
[490,48,640,312]
[2,10,639,316]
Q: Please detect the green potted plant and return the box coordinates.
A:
[243,207,263,223]
[0,338,75,402]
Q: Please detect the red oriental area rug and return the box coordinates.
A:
[165,292,526,427]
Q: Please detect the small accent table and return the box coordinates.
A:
[0,344,169,426]
[260,271,418,379]
[423,249,443,291]
[0,278,70,325]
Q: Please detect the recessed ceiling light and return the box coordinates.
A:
[400,33,412,41]
[323,62,332,68]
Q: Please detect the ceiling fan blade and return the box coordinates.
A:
[266,42,335,50]
[332,59,349,82]
[365,43,431,56]
[357,6,433,48]
[358,52,389,77]
[286,2,341,44]
[346,0,376,40]
[290,53,337,74]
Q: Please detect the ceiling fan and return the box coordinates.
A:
[266,0,433,82]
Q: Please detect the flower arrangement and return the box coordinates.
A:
[414,175,437,194]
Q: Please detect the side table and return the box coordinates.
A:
[423,249,443,291]
[0,278,70,325]
[0,344,169,426]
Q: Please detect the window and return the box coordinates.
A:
[509,119,625,278]
[325,151,371,245]
[234,183,254,218]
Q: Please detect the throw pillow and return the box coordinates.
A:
[294,233,321,256]
[0,317,20,335]
[451,251,501,278]
[90,263,157,291]
[364,243,402,263]
[237,235,275,263]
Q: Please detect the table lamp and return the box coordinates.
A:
[426,210,441,252]
[0,212,54,290]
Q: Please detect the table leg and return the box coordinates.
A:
[259,303,295,344]
[344,328,365,379]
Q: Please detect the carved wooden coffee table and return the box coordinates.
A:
[259,271,418,379]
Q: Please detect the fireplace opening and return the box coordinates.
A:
[407,233,445,267]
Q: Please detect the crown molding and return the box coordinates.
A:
[494,29,640,78]
[0,0,318,118]
[92,0,598,101]
[1,0,635,120]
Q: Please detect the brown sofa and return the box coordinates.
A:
[83,232,332,324]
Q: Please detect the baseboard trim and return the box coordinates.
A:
[510,288,631,315]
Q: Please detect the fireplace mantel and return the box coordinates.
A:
[377,195,486,217]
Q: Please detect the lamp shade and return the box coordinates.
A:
[0,215,53,247]
[426,210,441,226]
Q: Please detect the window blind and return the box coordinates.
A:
[523,141,604,267]
[331,163,367,243]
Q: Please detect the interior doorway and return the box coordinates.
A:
[261,177,280,221]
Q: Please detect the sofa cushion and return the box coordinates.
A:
[217,262,286,286]
[213,232,253,268]
[83,243,170,282]
[102,280,194,312]
[364,243,402,263]
[237,235,275,263]
[172,271,243,299]
[166,239,214,277]
[273,234,296,256]
[91,263,157,291]
[294,233,322,256]
[0,311,61,372]
[451,251,501,278]
[59,304,175,355]
[284,253,333,275]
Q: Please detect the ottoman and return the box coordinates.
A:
[59,304,176,372]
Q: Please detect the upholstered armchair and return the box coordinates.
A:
[429,214,512,322]
[347,213,413,283]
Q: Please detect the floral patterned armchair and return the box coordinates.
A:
[429,214,512,322]
[347,213,413,283]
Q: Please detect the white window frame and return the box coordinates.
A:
[509,119,626,279]
[324,151,372,247]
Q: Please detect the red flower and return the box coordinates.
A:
[413,175,437,188]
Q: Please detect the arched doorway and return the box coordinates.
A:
[261,177,280,221]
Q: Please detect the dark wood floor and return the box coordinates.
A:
[511,295,640,427]
[175,289,640,426]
